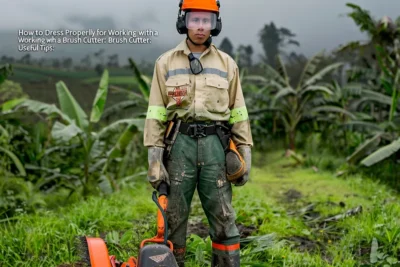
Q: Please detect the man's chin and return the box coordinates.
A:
[192,36,208,44]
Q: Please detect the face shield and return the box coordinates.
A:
[185,11,217,30]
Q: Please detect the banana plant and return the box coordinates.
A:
[8,69,145,198]
[102,58,151,121]
[346,41,400,166]
[248,51,349,151]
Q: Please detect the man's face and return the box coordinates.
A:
[186,11,214,44]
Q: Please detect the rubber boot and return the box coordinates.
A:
[173,246,186,267]
[211,252,240,267]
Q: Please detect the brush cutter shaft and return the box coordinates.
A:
[157,195,167,238]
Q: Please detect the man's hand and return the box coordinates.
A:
[147,146,169,190]
[232,146,251,186]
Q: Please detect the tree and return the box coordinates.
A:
[94,49,105,75]
[107,54,119,68]
[236,45,253,69]
[52,59,61,69]
[219,37,234,58]
[80,54,92,69]
[19,54,31,65]
[258,22,300,68]
[62,57,73,70]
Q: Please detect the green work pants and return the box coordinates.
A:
[165,133,240,265]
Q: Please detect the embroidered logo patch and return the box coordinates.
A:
[168,86,187,106]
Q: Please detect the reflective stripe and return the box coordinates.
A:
[229,106,248,124]
[146,105,167,122]
[212,242,240,251]
[165,68,189,79]
[165,68,227,80]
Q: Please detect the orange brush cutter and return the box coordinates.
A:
[78,182,178,267]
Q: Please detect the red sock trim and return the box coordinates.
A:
[212,242,240,251]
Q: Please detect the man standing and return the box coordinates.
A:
[143,0,253,266]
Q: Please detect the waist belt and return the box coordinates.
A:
[178,122,229,138]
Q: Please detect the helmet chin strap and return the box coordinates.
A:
[186,34,212,48]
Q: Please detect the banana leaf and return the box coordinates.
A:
[341,121,384,132]
[263,63,287,86]
[346,133,383,165]
[97,118,145,138]
[56,81,88,129]
[0,146,26,176]
[308,105,357,119]
[0,98,26,113]
[90,69,109,123]
[300,85,334,97]
[128,58,150,101]
[275,55,290,86]
[297,51,324,88]
[51,121,83,143]
[361,138,400,167]
[13,99,72,123]
[271,87,296,107]
[102,100,142,119]
[303,62,344,87]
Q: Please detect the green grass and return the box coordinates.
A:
[1,150,400,266]
[0,183,157,266]
[233,151,400,266]
[10,69,50,82]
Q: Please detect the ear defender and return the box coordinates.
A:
[176,0,188,34]
[211,0,222,36]
[211,16,222,36]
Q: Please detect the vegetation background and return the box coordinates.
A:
[1,2,400,266]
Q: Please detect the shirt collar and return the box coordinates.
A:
[174,37,216,57]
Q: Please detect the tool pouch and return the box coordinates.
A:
[163,116,181,161]
[215,123,246,182]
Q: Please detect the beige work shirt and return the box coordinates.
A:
[143,38,253,148]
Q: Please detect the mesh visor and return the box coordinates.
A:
[185,11,217,30]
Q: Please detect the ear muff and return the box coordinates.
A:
[211,0,222,36]
[210,16,222,36]
[176,0,187,34]
[176,14,187,34]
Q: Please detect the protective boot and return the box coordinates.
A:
[173,246,186,267]
[211,252,240,267]
[211,242,240,267]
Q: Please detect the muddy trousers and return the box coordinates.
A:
[165,133,240,267]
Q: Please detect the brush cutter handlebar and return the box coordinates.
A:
[139,182,173,251]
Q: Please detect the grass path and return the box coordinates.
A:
[1,150,400,266]
[228,150,400,266]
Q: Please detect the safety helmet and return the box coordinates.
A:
[176,0,222,36]
[182,0,219,12]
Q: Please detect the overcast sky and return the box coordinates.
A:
[1,0,399,62]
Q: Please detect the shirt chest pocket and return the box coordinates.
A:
[165,76,192,110]
[204,77,230,114]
